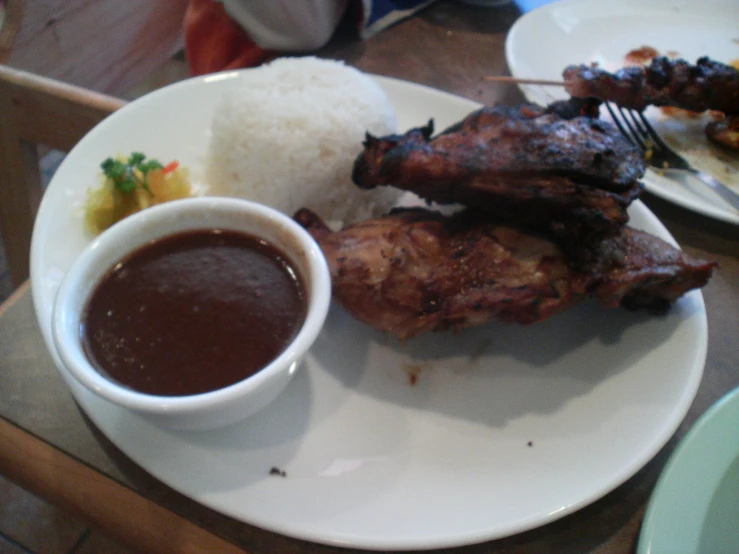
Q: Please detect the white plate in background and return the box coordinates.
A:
[31,71,708,549]
[506,0,739,224]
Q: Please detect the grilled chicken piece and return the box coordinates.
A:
[587,228,717,313]
[295,208,716,340]
[564,57,739,115]
[354,104,644,192]
[352,105,644,251]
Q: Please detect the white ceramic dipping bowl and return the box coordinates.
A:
[52,197,331,431]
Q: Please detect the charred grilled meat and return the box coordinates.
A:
[354,104,643,192]
[352,104,645,252]
[544,96,603,120]
[563,57,739,115]
[295,208,717,340]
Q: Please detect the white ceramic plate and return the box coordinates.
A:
[638,386,739,554]
[31,72,708,550]
[506,0,739,225]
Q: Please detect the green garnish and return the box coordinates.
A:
[101,152,163,195]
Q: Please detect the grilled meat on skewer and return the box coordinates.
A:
[295,208,716,340]
[563,57,739,115]
[352,104,645,252]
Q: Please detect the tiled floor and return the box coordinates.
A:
[0,57,191,554]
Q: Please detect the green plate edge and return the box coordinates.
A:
[638,386,739,554]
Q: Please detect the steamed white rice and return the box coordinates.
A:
[206,57,400,227]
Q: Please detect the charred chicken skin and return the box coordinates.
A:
[563,56,739,115]
[353,104,644,192]
[295,208,717,340]
[352,104,645,250]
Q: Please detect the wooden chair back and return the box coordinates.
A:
[0,65,125,287]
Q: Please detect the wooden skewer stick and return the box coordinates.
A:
[483,76,567,86]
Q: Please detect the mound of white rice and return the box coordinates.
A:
[206,57,400,227]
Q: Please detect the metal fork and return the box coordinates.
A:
[605,103,739,212]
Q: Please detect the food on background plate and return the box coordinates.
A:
[705,115,739,151]
[206,56,400,228]
[296,207,716,341]
[563,56,739,115]
[620,53,739,153]
[84,153,191,235]
[624,46,661,67]
[353,103,644,259]
[82,228,307,396]
[622,49,730,122]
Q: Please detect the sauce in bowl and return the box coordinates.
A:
[81,229,307,396]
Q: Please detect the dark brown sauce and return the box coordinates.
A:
[82,229,307,396]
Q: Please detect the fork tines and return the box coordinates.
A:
[606,103,691,170]
[605,103,668,152]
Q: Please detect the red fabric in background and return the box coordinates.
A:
[184,0,273,75]
[184,0,434,75]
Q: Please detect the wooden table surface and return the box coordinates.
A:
[1,2,738,552]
